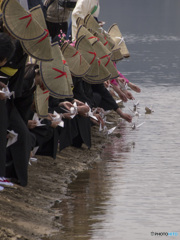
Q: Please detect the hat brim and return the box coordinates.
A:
[83,61,111,84]
[111,49,124,62]
[21,31,53,61]
[84,14,102,34]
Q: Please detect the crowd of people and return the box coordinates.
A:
[0,0,141,191]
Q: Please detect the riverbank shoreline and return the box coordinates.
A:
[0,112,120,240]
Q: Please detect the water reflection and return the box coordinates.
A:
[56,84,180,240]
[57,132,128,240]
[50,1,180,239]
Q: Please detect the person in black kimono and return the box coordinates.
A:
[15,64,60,160]
[73,76,132,123]
[0,32,15,181]
[2,41,31,186]
[49,95,91,150]
[0,21,33,186]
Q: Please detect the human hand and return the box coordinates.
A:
[77,105,90,116]
[90,113,105,127]
[46,113,56,121]
[123,89,135,100]
[62,112,72,119]
[121,112,132,123]
[0,82,6,90]
[104,80,110,88]
[59,101,73,110]
[128,82,141,93]
[117,77,126,85]
[74,99,84,106]
[28,120,37,129]
[51,120,60,128]
[117,89,128,102]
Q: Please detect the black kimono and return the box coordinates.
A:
[49,95,91,150]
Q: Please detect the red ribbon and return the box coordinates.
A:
[88,36,98,40]
[52,68,67,79]
[100,55,110,66]
[43,90,49,94]
[88,51,97,65]
[19,14,32,28]
[72,51,82,65]
[37,29,49,43]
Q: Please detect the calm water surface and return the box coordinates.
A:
[52,1,180,239]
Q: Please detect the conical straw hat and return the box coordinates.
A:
[108,23,130,58]
[91,27,115,50]
[76,16,84,28]
[101,31,115,50]
[91,30,123,61]
[82,38,112,84]
[61,53,74,94]
[92,40,119,79]
[40,42,73,99]
[29,5,46,29]
[21,5,53,61]
[93,30,123,62]
[75,35,111,84]
[2,0,45,40]
[76,25,98,44]
[61,41,90,77]
[84,13,115,49]
[35,85,49,118]
[84,14,102,33]
[83,60,111,84]
[75,35,99,78]
[92,30,112,51]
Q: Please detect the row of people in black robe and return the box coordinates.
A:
[0,26,135,188]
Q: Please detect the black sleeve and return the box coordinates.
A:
[91,83,119,111]
[72,77,95,107]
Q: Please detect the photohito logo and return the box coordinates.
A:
[151,232,178,237]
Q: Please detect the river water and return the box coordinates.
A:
[53,1,180,239]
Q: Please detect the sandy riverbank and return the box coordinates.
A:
[0,111,121,240]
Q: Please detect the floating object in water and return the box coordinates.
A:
[145,106,154,114]
[132,122,145,130]
[129,107,141,118]
[133,100,140,111]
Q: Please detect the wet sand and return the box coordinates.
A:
[0,112,119,240]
